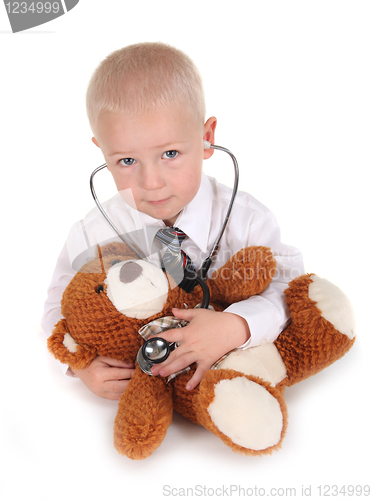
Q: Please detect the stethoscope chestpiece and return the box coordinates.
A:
[137,277,211,376]
[137,337,176,376]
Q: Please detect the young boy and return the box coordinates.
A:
[42,42,304,401]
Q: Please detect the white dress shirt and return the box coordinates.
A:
[41,173,304,372]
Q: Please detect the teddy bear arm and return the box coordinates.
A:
[209,246,276,305]
[47,319,97,370]
[114,366,173,460]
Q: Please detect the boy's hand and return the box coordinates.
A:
[150,308,250,391]
[71,356,135,400]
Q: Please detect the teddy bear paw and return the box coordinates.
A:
[285,274,356,340]
[279,274,356,385]
[198,370,287,455]
[307,275,356,340]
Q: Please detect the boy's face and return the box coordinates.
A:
[93,108,216,226]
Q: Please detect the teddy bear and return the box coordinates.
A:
[47,242,355,459]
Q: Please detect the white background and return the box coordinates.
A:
[1,1,371,499]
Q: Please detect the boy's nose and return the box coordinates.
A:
[140,162,165,190]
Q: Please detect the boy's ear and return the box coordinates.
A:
[203,116,217,159]
[92,137,100,148]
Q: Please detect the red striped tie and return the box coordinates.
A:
[155,227,197,292]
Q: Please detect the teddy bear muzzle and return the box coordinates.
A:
[104,259,170,320]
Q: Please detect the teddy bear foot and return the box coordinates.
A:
[278,273,356,386]
[113,370,174,460]
[197,369,288,455]
[113,410,173,460]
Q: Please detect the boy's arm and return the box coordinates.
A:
[223,279,291,349]
[152,210,304,389]
[43,242,135,395]
[223,209,304,349]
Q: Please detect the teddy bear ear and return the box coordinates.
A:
[73,242,141,275]
[208,246,277,306]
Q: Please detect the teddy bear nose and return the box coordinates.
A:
[119,261,143,284]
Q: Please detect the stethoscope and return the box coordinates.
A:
[90,140,239,374]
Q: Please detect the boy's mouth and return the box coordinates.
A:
[147,197,171,205]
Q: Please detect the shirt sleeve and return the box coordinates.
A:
[41,216,99,342]
[224,210,304,348]
[41,242,76,375]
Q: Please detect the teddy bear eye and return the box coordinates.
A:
[95,284,105,294]
[111,259,121,266]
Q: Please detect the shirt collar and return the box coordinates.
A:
[173,173,213,253]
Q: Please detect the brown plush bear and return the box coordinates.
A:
[48,243,355,459]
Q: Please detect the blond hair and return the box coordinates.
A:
[86,42,206,133]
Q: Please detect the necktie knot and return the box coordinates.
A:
[155,227,186,251]
[155,227,196,292]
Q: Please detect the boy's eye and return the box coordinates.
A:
[119,158,136,166]
[162,150,178,159]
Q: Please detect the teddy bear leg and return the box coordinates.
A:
[197,369,288,455]
[172,368,203,424]
[278,274,356,385]
[113,367,173,460]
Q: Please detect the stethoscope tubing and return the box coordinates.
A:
[200,145,239,278]
[89,144,240,281]
[91,144,240,371]
[90,163,146,259]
